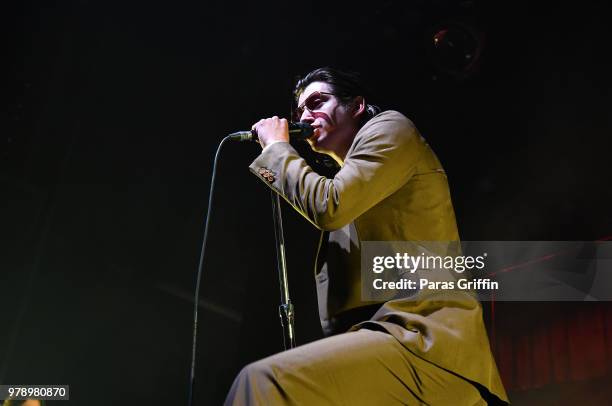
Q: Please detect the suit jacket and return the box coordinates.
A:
[249,110,508,403]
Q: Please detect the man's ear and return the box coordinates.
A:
[352,96,366,119]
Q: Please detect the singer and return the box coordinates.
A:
[224,67,509,405]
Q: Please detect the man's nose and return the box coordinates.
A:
[300,109,314,123]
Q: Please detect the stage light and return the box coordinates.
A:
[428,21,484,79]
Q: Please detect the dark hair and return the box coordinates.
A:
[293,67,381,126]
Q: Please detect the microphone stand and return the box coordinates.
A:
[228,128,308,351]
[271,191,296,350]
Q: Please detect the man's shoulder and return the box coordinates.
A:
[353,110,419,149]
[370,110,413,124]
[365,108,411,123]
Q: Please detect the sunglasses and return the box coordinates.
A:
[294,91,335,119]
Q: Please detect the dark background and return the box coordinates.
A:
[2,0,612,404]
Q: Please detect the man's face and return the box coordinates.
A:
[296,81,360,159]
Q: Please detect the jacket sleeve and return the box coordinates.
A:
[249,110,425,231]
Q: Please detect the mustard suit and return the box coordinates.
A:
[225,111,509,405]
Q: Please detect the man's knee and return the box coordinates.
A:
[226,359,281,405]
[239,358,276,383]
[230,357,288,401]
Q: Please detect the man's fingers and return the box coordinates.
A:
[252,116,289,130]
[251,118,264,131]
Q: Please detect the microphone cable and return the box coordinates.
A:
[188,134,233,406]
[187,123,307,404]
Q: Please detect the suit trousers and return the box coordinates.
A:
[224,328,486,405]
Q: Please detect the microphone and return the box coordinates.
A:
[229,122,314,142]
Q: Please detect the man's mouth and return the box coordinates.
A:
[312,112,331,125]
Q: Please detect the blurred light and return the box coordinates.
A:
[428,22,484,79]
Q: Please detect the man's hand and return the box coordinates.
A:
[252,116,290,149]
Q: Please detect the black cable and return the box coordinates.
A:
[188,134,234,406]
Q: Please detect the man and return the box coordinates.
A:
[224,67,508,405]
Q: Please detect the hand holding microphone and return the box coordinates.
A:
[229,117,314,148]
[252,116,290,149]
